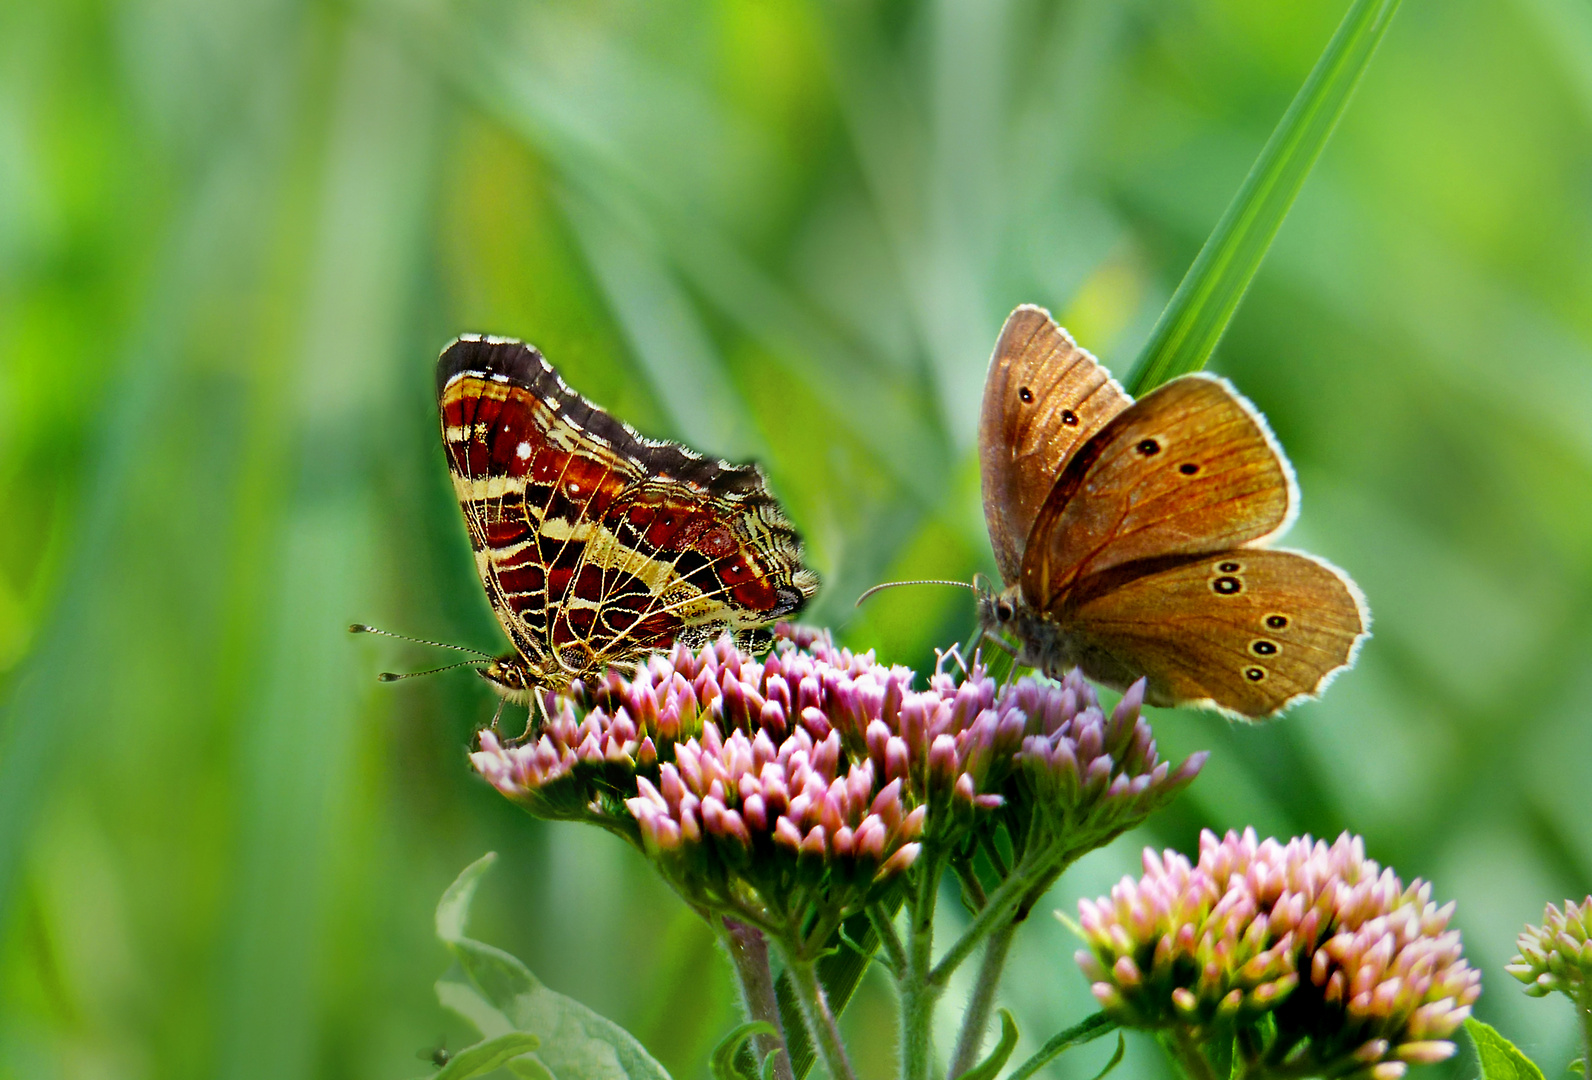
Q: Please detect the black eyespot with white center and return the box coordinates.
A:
[1061,409,1078,426]
[1018,387,1034,403]
[1245,667,1267,682]
[1219,561,1241,573]
[1265,614,1289,630]
[1137,439,1160,456]
[1212,576,1242,595]
[1250,640,1278,656]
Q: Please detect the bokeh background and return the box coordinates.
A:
[3,0,1591,1077]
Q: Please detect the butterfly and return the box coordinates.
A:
[975,305,1368,719]
[437,335,818,705]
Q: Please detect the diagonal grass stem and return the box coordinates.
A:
[1126,0,1404,394]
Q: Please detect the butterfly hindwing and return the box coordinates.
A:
[1020,374,1295,609]
[1063,548,1369,718]
[978,305,1131,584]
[438,336,817,691]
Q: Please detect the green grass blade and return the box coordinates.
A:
[1125,0,1404,395]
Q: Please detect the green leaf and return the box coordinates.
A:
[1467,1018,1548,1080]
[1088,1035,1126,1080]
[958,1009,1020,1080]
[1125,0,1404,395]
[709,1022,778,1080]
[1005,1012,1120,1080]
[430,1033,543,1080]
[434,855,673,1080]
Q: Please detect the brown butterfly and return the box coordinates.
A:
[435,336,818,705]
[974,305,1368,719]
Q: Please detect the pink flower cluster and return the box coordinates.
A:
[1003,677,1205,847]
[1077,829,1480,1079]
[627,722,925,883]
[469,628,1203,926]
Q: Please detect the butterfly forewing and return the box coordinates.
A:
[1019,374,1295,609]
[438,336,817,690]
[1065,549,1368,718]
[978,305,1131,585]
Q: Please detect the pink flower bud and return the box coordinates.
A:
[885,737,911,784]
[832,825,855,857]
[877,843,920,877]
[736,791,764,830]
[774,816,802,849]
[801,826,827,857]
[953,773,976,805]
[719,808,752,846]
[928,734,957,788]
[760,699,788,739]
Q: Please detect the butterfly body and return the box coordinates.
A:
[438,336,818,703]
[977,306,1368,719]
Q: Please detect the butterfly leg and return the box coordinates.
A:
[514,689,552,745]
[980,631,1017,657]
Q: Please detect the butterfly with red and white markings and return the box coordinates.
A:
[974,305,1369,719]
[434,335,817,706]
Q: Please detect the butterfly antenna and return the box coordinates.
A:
[375,659,484,683]
[349,623,494,659]
[855,579,978,607]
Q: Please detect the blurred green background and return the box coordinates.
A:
[3,0,1591,1077]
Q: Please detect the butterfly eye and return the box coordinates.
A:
[1137,439,1160,456]
[995,599,1015,623]
[1018,386,1034,403]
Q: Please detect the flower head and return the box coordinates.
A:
[997,675,1206,861]
[1076,830,1480,1079]
[1507,897,1592,1004]
[470,628,1202,946]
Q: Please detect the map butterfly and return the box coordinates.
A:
[437,336,818,707]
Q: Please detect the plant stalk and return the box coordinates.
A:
[785,954,858,1080]
[900,852,947,1080]
[867,903,909,978]
[722,918,796,1080]
[1164,1028,1219,1080]
[1580,994,1592,1080]
[929,856,1047,987]
[947,920,1017,1079]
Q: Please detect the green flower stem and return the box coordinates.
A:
[900,850,949,1080]
[784,954,858,1080]
[1580,993,1592,1080]
[721,918,796,1080]
[952,858,988,912]
[1164,1029,1220,1080]
[867,903,908,978]
[929,854,1054,988]
[947,920,1017,1079]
